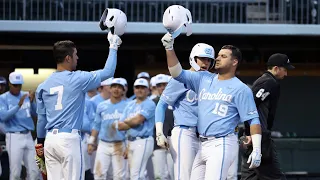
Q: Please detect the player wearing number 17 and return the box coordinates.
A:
[35,22,124,180]
[162,32,263,179]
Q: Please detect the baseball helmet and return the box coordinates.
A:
[99,8,127,36]
[162,5,192,38]
[189,43,215,71]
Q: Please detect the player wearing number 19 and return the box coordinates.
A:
[35,32,123,180]
[241,53,294,180]
[0,72,40,180]
[162,31,263,179]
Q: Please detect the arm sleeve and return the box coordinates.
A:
[174,70,203,94]
[0,97,19,122]
[36,89,47,138]
[251,79,275,107]
[235,86,259,123]
[31,100,37,117]
[79,49,118,93]
[155,99,169,123]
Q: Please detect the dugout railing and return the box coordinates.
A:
[1,0,320,24]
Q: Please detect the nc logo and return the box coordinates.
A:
[204,48,212,55]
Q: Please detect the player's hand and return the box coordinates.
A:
[156,133,169,149]
[247,147,262,169]
[18,94,29,107]
[87,144,97,155]
[123,148,129,159]
[161,33,174,50]
[108,32,122,50]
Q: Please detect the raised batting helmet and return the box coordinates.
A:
[99,8,127,36]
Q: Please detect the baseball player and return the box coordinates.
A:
[128,72,151,101]
[156,42,215,180]
[35,29,123,180]
[91,77,113,110]
[87,78,128,180]
[0,72,40,180]
[162,30,263,179]
[241,53,294,180]
[151,74,173,180]
[112,78,156,180]
[81,99,96,179]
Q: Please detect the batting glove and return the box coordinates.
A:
[156,133,168,149]
[161,33,174,50]
[108,32,122,50]
[247,147,262,168]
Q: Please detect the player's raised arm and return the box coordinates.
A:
[236,86,262,169]
[0,94,28,122]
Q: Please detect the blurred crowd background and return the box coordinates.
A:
[1,0,320,179]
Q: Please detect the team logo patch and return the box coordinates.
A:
[204,48,213,55]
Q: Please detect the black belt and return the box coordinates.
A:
[127,136,149,141]
[199,133,235,142]
[9,130,30,134]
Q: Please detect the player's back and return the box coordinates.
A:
[37,70,101,131]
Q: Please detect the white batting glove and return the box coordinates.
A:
[161,33,174,50]
[155,122,169,148]
[247,134,262,168]
[247,147,262,168]
[108,32,122,50]
[156,133,168,148]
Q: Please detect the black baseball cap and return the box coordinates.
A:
[267,53,295,70]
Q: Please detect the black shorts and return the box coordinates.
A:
[240,135,286,180]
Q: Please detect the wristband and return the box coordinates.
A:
[115,120,119,130]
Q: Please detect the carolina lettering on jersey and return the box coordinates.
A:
[101,110,122,120]
[198,88,232,102]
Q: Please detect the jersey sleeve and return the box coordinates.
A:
[140,100,156,120]
[235,86,259,122]
[251,79,277,107]
[174,70,204,94]
[75,71,102,93]
[36,86,48,138]
[160,79,187,106]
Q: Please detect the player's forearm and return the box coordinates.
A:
[0,106,19,122]
[250,123,262,150]
[96,49,117,81]
[88,129,99,145]
[155,99,168,124]
[124,115,144,127]
[117,121,132,131]
[36,114,47,138]
[166,50,182,78]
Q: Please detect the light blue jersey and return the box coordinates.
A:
[92,99,128,142]
[121,99,156,138]
[0,91,36,132]
[175,70,259,137]
[36,49,118,138]
[81,100,95,134]
[160,78,198,127]
[90,93,106,111]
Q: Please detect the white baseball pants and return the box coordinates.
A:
[93,140,126,180]
[190,133,239,180]
[152,149,171,180]
[6,132,39,180]
[169,126,199,180]
[128,136,154,180]
[81,134,91,171]
[44,130,84,180]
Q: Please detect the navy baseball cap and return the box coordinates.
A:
[267,53,295,70]
[0,76,6,84]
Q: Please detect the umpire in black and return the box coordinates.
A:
[241,53,294,180]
